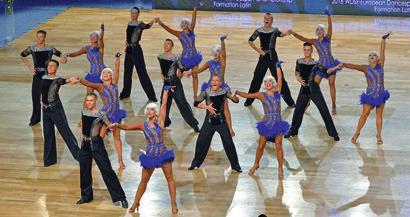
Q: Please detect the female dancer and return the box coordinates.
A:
[190,35,235,136]
[65,24,105,92]
[342,33,391,145]
[116,86,177,214]
[235,61,289,178]
[73,53,127,169]
[291,8,340,114]
[157,2,203,99]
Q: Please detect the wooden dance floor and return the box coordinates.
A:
[1,8,410,217]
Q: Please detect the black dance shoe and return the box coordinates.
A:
[333,135,340,141]
[188,165,198,170]
[232,167,242,173]
[193,125,200,133]
[113,200,128,208]
[28,121,40,126]
[284,132,297,139]
[76,198,92,205]
[244,102,252,107]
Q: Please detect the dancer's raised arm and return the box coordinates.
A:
[380,32,391,67]
[275,61,283,92]
[113,52,121,85]
[158,19,180,38]
[324,8,333,38]
[191,2,201,30]
[98,24,105,54]
[220,35,227,76]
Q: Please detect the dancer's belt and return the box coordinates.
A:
[42,101,59,110]
[35,67,46,72]
[208,113,224,125]
[128,42,140,47]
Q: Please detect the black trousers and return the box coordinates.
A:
[288,83,338,137]
[42,102,79,166]
[30,71,45,124]
[161,77,199,130]
[190,115,241,170]
[120,46,157,101]
[245,56,294,106]
[79,137,126,202]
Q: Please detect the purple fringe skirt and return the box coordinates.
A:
[181,53,203,69]
[256,120,290,140]
[139,144,175,169]
[85,72,102,83]
[315,59,341,79]
[360,90,390,107]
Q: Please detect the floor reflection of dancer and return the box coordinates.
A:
[64,24,105,92]
[116,87,178,214]
[235,62,289,178]
[336,145,397,215]
[157,2,203,99]
[41,60,79,166]
[157,38,200,131]
[119,7,157,102]
[285,42,340,141]
[190,35,235,136]
[245,12,295,107]
[73,53,127,169]
[342,33,391,145]
[291,8,340,114]
[251,177,290,216]
[189,75,242,173]
[20,30,66,126]
[76,93,128,208]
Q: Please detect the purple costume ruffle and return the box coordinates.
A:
[139,145,175,169]
[85,72,102,83]
[108,109,127,123]
[315,59,340,79]
[201,82,230,92]
[360,90,390,107]
[256,120,290,139]
[180,53,203,69]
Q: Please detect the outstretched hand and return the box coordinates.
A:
[220,35,227,41]
[115,52,122,58]
[324,6,332,16]
[193,1,203,8]
[275,61,284,68]
[68,76,80,84]
[108,123,118,131]
[382,31,392,40]
[206,103,217,115]
[100,23,105,32]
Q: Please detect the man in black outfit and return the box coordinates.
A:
[189,75,242,173]
[119,7,157,102]
[76,93,128,208]
[285,43,340,141]
[41,60,79,166]
[20,30,66,126]
[245,13,295,107]
[158,39,200,131]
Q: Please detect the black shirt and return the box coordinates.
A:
[41,75,67,105]
[249,27,282,60]
[194,87,239,115]
[295,58,317,84]
[126,21,151,45]
[20,44,62,72]
[157,54,184,83]
[81,110,110,138]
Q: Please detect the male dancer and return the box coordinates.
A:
[20,30,66,126]
[285,43,340,141]
[119,7,157,102]
[245,13,295,107]
[189,75,242,173]
[158,39,200,131]
[41,60,79,166]
[76,93,128,208]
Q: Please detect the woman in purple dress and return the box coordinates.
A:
[72,53,127,169]
[235,61,289,178]
[64,24,105,93]
[342,33,391,145]
[291,8,340,115]
[157,2,203,98]
[116,86,177,214]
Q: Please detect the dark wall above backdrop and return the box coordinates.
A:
[153,0,410,17]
